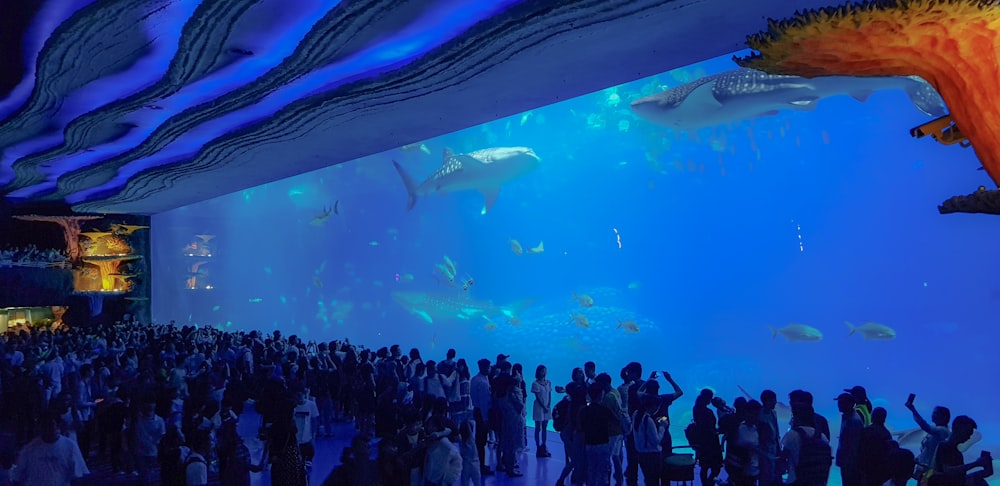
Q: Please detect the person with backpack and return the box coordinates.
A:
[555,369,588,486]
[183,431,211,486]
[780,404,832,486]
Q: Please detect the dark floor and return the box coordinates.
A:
[70,408,581,485]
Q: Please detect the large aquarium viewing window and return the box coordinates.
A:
[151,51,998,465]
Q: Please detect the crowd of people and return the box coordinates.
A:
[0,245,69,266]
[0,321,993,486]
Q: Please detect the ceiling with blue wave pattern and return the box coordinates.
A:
[0,0,834,215]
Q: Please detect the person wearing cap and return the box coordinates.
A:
[836,392,864,486]
[845,386,873,427]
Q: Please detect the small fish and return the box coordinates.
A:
[509,238,524,256]
[430,333,437,349]
[616,319,640,333]
[313,276,323,288]
[572,291,594,308]
[401,142,431,155]
[483,321,498,332]
[369,241,379,246]
[280,296,287,304]
[627,281,641,290]
[435,263,456,282]
[845,321,896,340]
[526,241,544,254]
[212,305,221,311]
[570,312,590,328]
[442,255,457,276]
[508,316,522,326]
[769,323,823,342]
[310,203,338,226]
[248,298,263,303]
[461,277,474,291]
[263,266,272,274]
[401,273,415,282]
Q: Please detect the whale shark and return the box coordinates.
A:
[393,147,540,214]
[630,68,947,131]
[391,290,534,324]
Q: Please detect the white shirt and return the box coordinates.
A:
[13,436,87,486]
[293,399,320,444]
[184,451,208,486]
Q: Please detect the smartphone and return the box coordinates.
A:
[907,393,916,404]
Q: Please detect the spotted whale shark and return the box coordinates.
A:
[391,290,534,324]
[630,68,946,131]
[393,147,540,214]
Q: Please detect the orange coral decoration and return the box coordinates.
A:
[735,0,1000,186]
[81,255,140,291]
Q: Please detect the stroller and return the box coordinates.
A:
[662,445,696,485]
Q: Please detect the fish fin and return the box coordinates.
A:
[901,76,948,118]
[688,81,725,109]
[392,160,419,211]
[849,90,874,102]
[616,319,622,329]
[415,310,433,324]
[845,321,856,336]
[333,200,339,215]
[768,325,777,340]
[481,187,500,214]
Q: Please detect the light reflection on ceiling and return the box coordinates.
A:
[0,0,837,214]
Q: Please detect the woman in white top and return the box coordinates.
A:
[531,365,553,457]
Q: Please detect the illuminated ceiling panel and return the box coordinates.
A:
[0,0,834,214]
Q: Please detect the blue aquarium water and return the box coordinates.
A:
[152,52,999,468]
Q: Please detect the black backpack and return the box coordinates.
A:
[685,421,713,449]
[552,397,571,432]
[793,426,832,485]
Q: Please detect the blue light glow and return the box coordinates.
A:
[2,0,203,193]
[66,0,521,204]
[0,0,96,121]
[10,0,338,197]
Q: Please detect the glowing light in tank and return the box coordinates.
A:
[793,220,804,252]
[64,0,520,204]
[613,227,622,249]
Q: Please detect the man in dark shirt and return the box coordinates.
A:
[859,407,893,486]
[931,415,993,486]
[581,382,618,486]
[835,393,864,486]
[623,362,645,486]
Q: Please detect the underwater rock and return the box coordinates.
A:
[938,187,1000,215]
